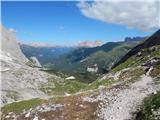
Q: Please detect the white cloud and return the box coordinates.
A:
[9,28,17,33]
[23,31,33,36]
[77,0,160,31]
[25,42,55,47]
[8,28,33,36]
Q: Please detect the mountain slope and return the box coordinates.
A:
[112,29,160,69]
[50,38,144,81]
[64,37,145,65]
[20,44,75,65]
[1,30,159,120]
[20,37,145,83]
[1,25,28,62]
[67,42,123,63]
[0,26,63,105]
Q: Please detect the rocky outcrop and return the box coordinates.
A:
[87,64,98,73]
[0,26,62,105]
[124,36,146,44]
[65,76,75,80]
[30,56,42,67]
[1,25,28,62]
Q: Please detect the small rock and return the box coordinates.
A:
[29,108,33,111]
[79,104,85,108]
[67,103,70,106]
[33,116,38,120]
[5,115,10,118]
[11,114,16,118]
[98,85,105,90]
[25,112,30,118]
[99,102,103,105]
[65,93,71,96]
[65,76,75,80]
[137,52,142,56]
[153,91,157,94]
[8,112,13,115]
[117,107,122,110]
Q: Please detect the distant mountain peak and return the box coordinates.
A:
[76,40,104,48]
[112,29,160,69]
[124,36,146,43]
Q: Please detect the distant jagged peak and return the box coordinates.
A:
[124,36,146,43]
[76,40,104,48]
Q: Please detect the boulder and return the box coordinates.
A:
[65,76,75,80]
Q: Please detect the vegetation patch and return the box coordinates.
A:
[112,45,160,73]
[135,92,160,120]
[1,98,43,113]
[43,80,88,95]
[112,57,136,73]
[150,64,160,78]
[87,78,112,90]
[120,67,145,81]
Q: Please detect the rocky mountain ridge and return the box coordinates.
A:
[0,26,63,105]
[112,29,160,69]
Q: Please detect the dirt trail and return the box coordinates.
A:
[83,74,159,120]
[96,75,158,120]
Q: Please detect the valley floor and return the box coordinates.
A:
[2,74,160,120]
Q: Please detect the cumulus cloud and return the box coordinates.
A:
[77,0,160,31]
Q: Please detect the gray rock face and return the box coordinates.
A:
[30,56,42,67]
[0,25,62,105]
[1,25,28,62]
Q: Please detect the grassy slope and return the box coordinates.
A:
[112,45,160,73]
[2,98,43,113]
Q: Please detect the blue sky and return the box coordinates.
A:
[2,1,158,46]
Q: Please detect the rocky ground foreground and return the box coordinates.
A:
[2,73,160,120]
